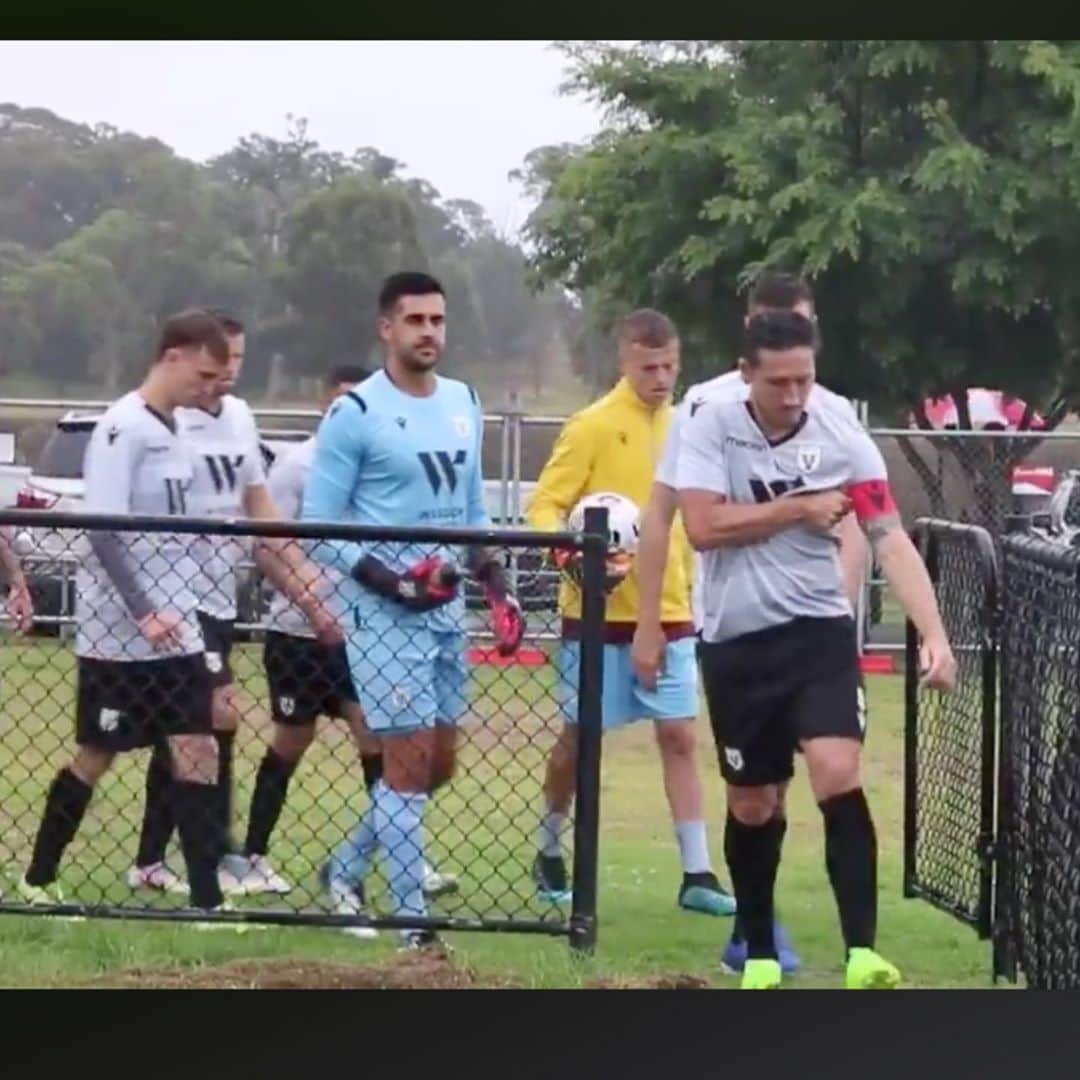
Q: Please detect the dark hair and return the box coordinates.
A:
[743,310,817,366]
[206,307,245,335]
[325,364,370,387]
[378,272,444,315]
[747,272,815,314]
[617,308,678,349]
[156,309,229,365]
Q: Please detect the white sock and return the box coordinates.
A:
[675,820,711,874]
[537,806,567,857]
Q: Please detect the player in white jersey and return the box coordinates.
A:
[631,273,866,975]
[675,309,956,989]
[129,310,342,898]
[18,310,233,914]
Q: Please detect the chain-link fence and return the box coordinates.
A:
[902,520,998,937]
[905,514,1080,987]
[0,508,608,952]
[996,529,1080,988]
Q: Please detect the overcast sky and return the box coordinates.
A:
[0,40,606,234]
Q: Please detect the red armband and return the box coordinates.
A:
[846,479,898,524]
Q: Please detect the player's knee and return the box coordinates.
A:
[71,746,114,786]
[802,737,862,802]
[655,719,696,759]
[211,686,241,732]
[167,733,219,785]
[726,784,780,826]
[272,723,314,764]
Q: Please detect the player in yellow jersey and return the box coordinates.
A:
[526,310,735,917]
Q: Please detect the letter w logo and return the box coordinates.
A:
[749,476,805,504]
[204,454,245,494]
[417,450,466,494]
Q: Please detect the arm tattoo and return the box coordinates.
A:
[865,513,902,547]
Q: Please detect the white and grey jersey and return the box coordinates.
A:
[265,438,344,639]
[675,396,888,644]
[177,395,265,621]
[75,391,204,662]
[657,372,861,631]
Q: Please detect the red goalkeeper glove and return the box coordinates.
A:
[351,554,460,612]
[468,547,526,656]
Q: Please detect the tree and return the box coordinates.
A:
[276,175,427,372]
[524,40,1080,527]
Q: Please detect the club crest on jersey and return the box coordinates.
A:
[796,445,822,473]
[452,416,471,439]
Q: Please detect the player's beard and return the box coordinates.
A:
[398,342,442,372]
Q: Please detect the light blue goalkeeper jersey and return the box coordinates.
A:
[301,367,489,630]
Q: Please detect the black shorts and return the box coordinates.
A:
[699,616,866,787]
[197,611,235,690]
[75,654,214,753]
[263,631,359,727]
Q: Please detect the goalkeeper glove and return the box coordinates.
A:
[351,554,461,612]
[470,550,526,656]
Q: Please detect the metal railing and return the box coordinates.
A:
[5,396,1080,656]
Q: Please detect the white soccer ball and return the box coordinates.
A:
[567,491,641,555]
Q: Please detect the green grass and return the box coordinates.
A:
[0,640,994,989]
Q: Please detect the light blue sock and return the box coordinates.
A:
[373,781,427,920]
[329,801,378,887]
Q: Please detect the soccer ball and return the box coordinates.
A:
[567,492,641,555]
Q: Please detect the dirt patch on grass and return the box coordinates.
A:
[95,949,522,990]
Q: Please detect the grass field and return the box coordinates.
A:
[0,638,995,989]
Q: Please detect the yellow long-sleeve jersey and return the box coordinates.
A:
[526,377,694,635]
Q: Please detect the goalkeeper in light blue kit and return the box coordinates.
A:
[302,272,524,949]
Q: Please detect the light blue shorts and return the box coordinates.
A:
[557,636,699,730]
[346,606,468,736]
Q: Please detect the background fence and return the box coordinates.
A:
[0,509,609,952]
[904,515,1080,988]
[3,397,1080,655]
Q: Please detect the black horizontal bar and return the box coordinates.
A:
[0,902,571,936]
[0,508,604,552]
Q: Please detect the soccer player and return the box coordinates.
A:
[527,309,736,917]
[18,310,234,914]
[246,365,458,918]
[1,528,34,633]
[676,309,957,989]
[130,309,341,897]
[631,272,867,973]
[302,272,523,948]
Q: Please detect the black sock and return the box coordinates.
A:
[171,780,224,910]
[820,787,877,953]
[729,816,787,946]
[214,730,236,854]
[26,768,93,887]
[136,745,175,868]
[361,753,383,794]
[244,749,297,857]
[724,812,786,960]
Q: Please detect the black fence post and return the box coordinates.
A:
[569,505,608,955]
[902,521,931,900]
[972,527,1000,941]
